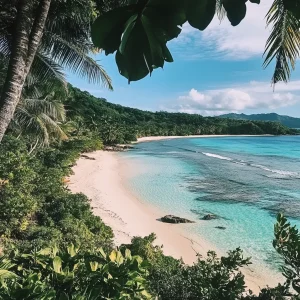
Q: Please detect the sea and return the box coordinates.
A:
[120,136,300,275]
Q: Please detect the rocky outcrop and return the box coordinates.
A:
[160,215,195,224]
[202,214,218,220]
[215,226,226,230]
[104,145,134,152]
[80,154,96,160]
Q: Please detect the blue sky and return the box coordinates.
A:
[69,0,300,117]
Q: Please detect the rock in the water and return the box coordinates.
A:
[104,145,135,152]
[160,215,195,224]
[215,226,226,230]
[202,214,218,220]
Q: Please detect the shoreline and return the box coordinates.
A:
[68,149,281,294]
[136,134,273,143]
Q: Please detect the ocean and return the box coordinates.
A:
[121,136,300,275]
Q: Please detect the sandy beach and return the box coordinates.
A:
[137,134,273,143]
[68,141,282,293]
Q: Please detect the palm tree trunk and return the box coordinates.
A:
[0,0,51,143]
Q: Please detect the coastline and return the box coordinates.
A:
[68,149,281,294]
[136,134,273,143]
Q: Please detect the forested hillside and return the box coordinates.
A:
[0,85,300,298]
[219,113,300,128]
[65,86,298,145]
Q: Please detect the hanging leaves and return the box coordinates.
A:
[91,6,136,55]
[92,0,185,82]
[222,0,247,26]
[91,0,265,82]
[186,0,216,30]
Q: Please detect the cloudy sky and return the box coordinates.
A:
[69,0,300,117]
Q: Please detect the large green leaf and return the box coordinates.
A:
[92,0,183,82]
[116,7,177,82]
[91,6,136,55]
[223,0,247,26]
[143,0,186,40]
[0,269,18,280]
[53,256,62,274]
[186,0,217,30]
[115,23,150,82]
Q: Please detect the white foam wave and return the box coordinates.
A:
[201,153,299,178]
[250,164,299,177]
[202,152,232,161]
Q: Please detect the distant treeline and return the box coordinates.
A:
[219,113,300,128]
[66,86,299,145]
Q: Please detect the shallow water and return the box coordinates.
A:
[121,136,300,274]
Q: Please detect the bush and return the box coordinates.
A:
[0,244,152,299]
[0,136,112,252]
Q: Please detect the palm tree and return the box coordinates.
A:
[10,80,68,153]
[0,0,113,142]
[263,0,300,86]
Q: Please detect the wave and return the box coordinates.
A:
[202,152,232,161]
[250,164,299,177]
[201,152,300,179]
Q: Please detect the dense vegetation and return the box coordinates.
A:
[66,86,298,145]
[0,84,300,298]
[2,0,300,298]
[0,135,113,252]
[219,113,300,129]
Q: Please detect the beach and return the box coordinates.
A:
[68,137,284,293]
[136,134,273,143]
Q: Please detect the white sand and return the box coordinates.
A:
[137,135,272,143]
[68,149,281,294]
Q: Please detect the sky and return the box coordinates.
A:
[68,0,300,118]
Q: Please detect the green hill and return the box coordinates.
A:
[219,113,300,128]
[64,86,298,145]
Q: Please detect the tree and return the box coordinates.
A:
[11,87,67,152]
[0,0,52,143]
[0,0,113,143]
[91,0,300,87]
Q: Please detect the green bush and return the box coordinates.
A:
[0,244,152,299]
[0,136,112,252]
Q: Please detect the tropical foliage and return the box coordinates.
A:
[0,0,113,142]
[1,218,300,299]
[0,85,300,298]
[65,86,297,145]
[91,0,300,86]
[0,244,151,299]
[0,135,112,252]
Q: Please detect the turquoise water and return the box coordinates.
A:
[121,136,300,272]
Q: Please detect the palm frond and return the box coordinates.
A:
[263,0,300,85]
[31,52,67,88]
[41,33,113,90]
[0,35,11,57]
[22,98,66,122]
[45,0,93,42]
[216,0,226,22]
[13,94,67,147]
[40,113,67,140]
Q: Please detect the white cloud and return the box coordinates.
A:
[162,81,300,115]
[170,0,272,60]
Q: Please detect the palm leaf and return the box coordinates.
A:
[30,52,67,89]
[13,95,67,147]
[21,98,66,122]
[0,35,10,58]
[41,33,113,90]
[263,0,300,85]
[216,0,226,22]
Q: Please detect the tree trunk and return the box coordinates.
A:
[0,0,51,143]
